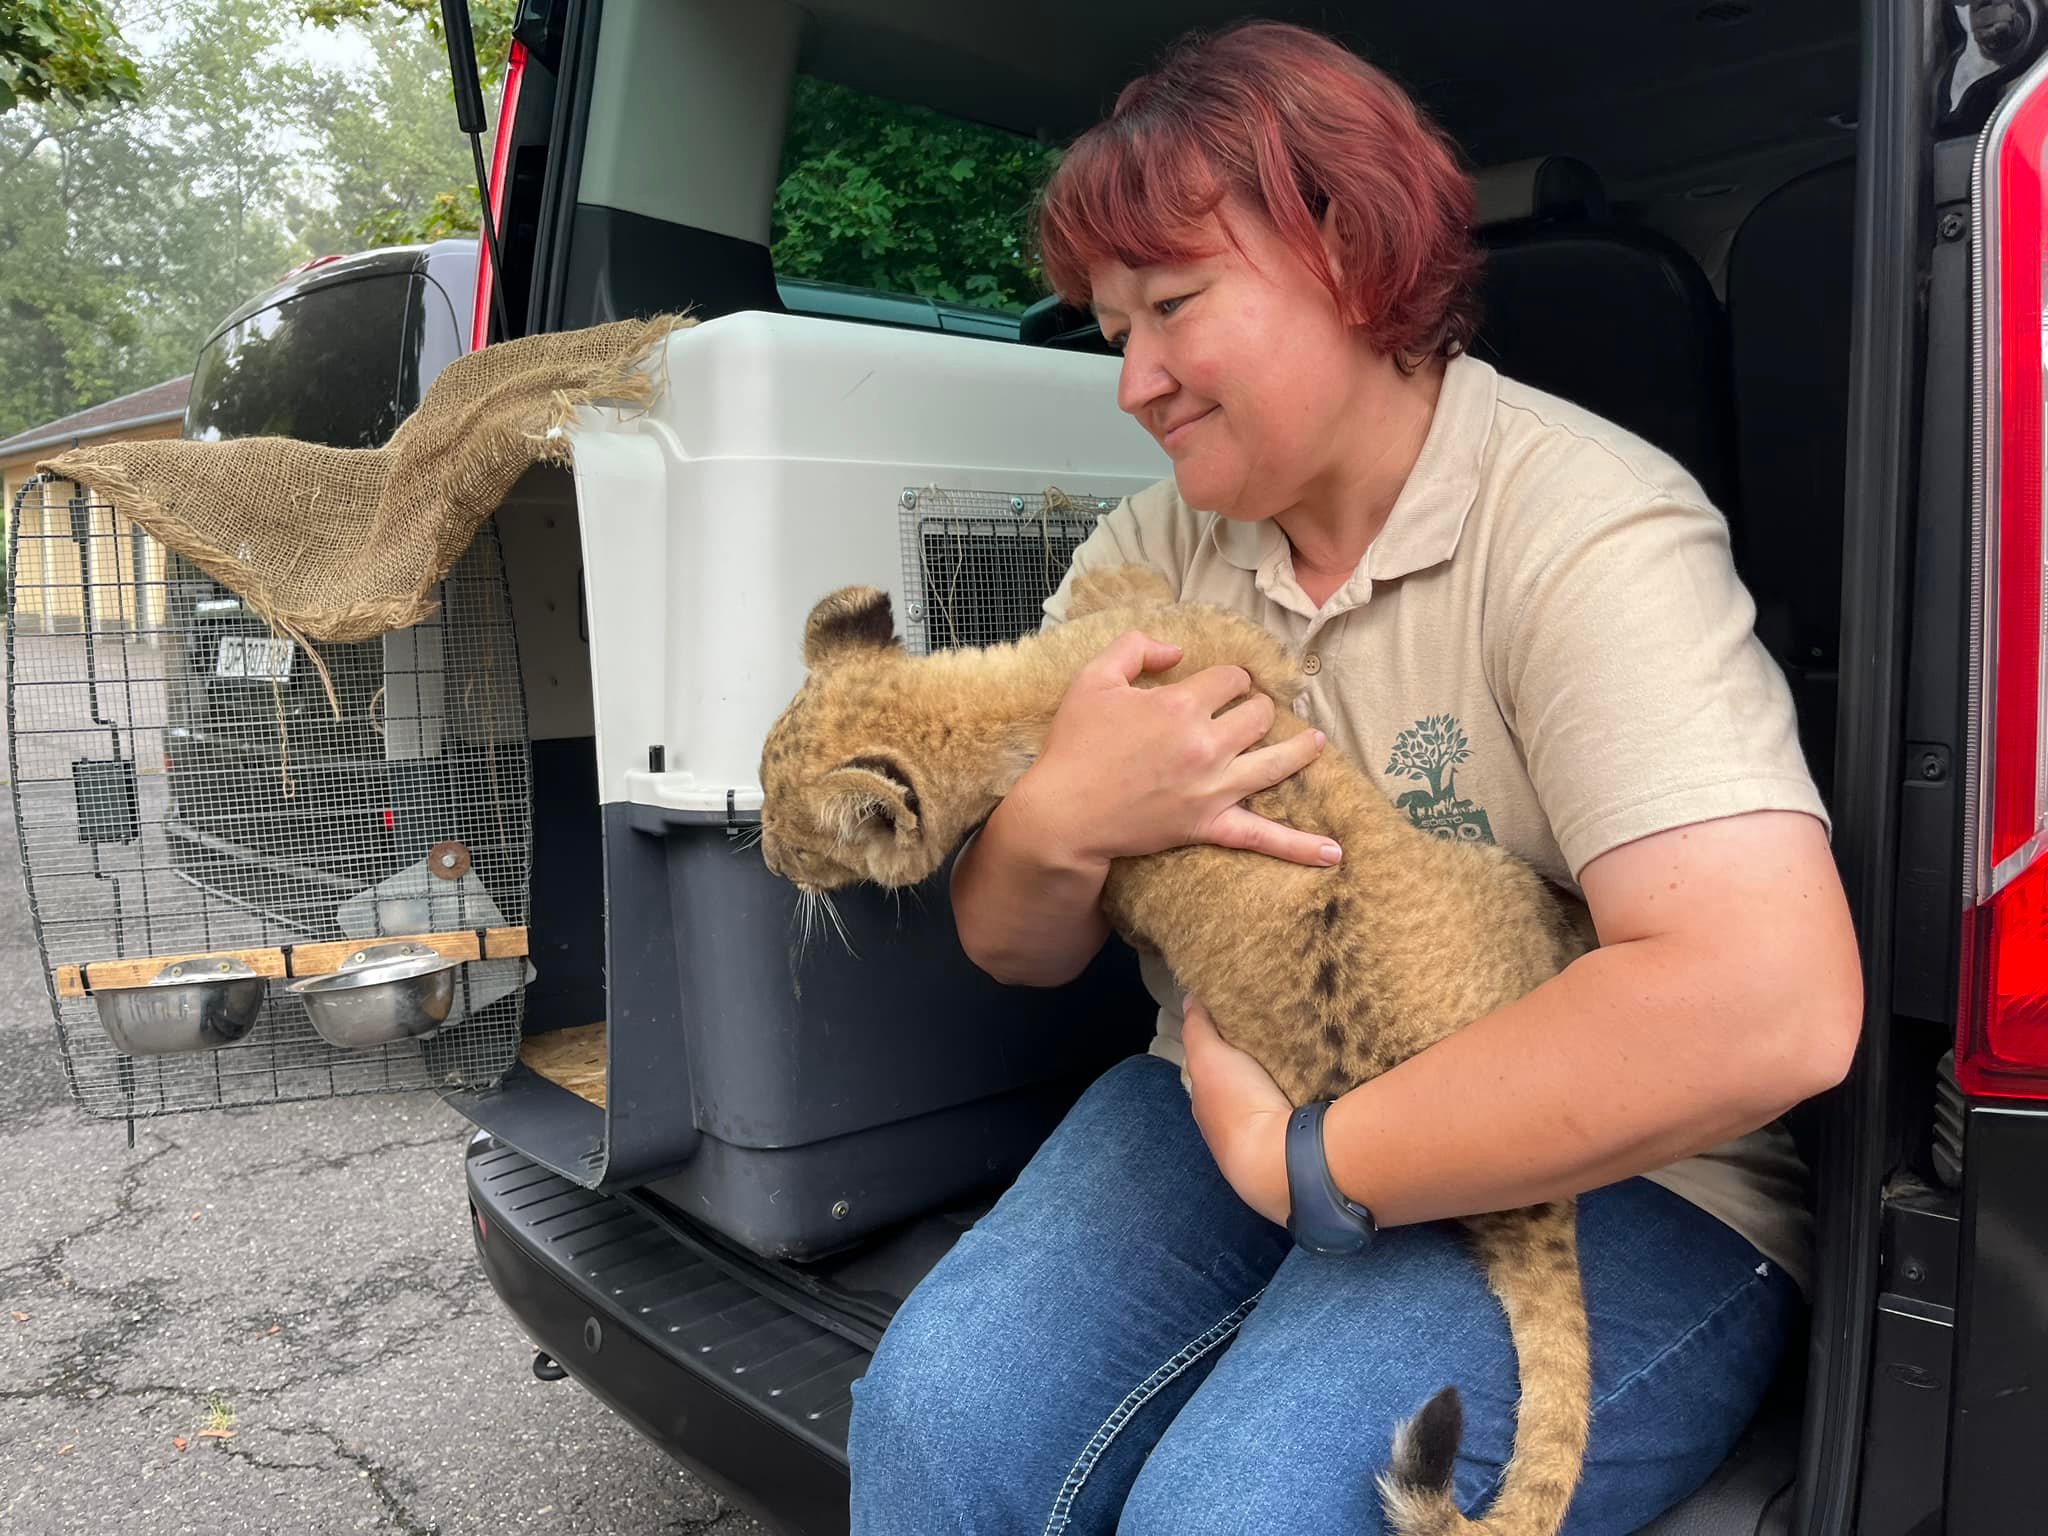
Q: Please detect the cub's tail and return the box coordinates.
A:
[1375,1202,1591,1536]
[1377,1384,1468,1533]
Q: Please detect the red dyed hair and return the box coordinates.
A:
[1036,21,1480,364]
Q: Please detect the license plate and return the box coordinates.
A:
[214,635,295,680]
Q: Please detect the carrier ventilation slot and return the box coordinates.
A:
[897,488,1117,655]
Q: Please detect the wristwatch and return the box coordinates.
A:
[1284,1100,1378,1254]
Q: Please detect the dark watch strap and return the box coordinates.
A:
[1284,1100,1377,1254]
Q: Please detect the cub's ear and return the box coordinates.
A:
[817,756,921,843]
[804,587,897,667]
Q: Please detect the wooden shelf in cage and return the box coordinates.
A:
[519,1022,607,1107]
[52,926,531,999]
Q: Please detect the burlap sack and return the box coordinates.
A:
[39,313,692,652]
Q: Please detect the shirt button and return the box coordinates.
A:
[1302,652,1322,676]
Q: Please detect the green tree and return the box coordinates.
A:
[0,0,308,440]
[295,16,479,252]
[0,129,143,428]
[0,0,141,114]
[771,77,1056,311]
[293,0,511,245]
[296,0,512,93]
[140,0,311,327]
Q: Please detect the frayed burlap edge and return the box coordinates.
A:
[38,313,687,648]
[37,313,687,720]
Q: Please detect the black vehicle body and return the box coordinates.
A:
[165,241,478,934]
[430,3,2045,1533]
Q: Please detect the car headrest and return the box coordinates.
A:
[1471,156,1607,228]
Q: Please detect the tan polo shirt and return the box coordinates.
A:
[1042,352,1827,1290]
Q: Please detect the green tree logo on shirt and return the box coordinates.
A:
[1386,714,1495,845]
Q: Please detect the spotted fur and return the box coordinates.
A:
[759,564,1597,1536]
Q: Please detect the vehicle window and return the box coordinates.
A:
[771,76,1056,315]
[185,274,422,447]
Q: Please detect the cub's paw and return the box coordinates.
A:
[1066,563,1175,618]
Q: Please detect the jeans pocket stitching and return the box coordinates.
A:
[1040,1287,1265,1536]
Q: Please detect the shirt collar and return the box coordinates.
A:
[1205,352,1498,586]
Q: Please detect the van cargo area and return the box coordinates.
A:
[451,140,1861,1524]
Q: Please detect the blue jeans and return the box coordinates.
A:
[848,1055,1800,1534]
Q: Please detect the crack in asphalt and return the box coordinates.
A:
[252,1423,441,1535]
[237,1127,466,1180]
[277,1257,494,1389]
[0,1137,179,1290]
[1,1128,483,1421]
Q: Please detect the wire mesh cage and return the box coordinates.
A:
[6,474,531,1119]
[898,487,1119,654]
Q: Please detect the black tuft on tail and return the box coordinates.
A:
[1393,1385,1464,1493]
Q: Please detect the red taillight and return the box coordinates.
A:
[1960,863,2048,1095]
[1962,59,2048,1097]
[471,39,527,352]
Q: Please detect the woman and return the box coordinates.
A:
[848,20,1861,1534]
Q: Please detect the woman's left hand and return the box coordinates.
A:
[1182,998,1294,1227]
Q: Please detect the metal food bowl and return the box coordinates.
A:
[94,958,266,1055]
[291,942,458,1049]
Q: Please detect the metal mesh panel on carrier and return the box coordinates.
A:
[6,475,531,1120]
[897,487,1119,654]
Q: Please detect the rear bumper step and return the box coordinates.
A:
[465,1132,864,1535]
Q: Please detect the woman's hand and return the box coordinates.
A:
[1183,998,1293,1226]
[1010,628,1340,869]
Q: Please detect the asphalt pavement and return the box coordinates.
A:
[0,795,770,1533]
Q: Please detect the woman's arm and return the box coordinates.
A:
[1187,809,1863,1227]
[950,794,1116,989]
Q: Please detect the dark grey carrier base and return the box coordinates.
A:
[638,1066,1119,1259]
[455,794,1153,1259]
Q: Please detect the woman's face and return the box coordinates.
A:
[1088,203,1366,522]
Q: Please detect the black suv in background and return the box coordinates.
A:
[164,241,477,935]
[436,3,2040,1533]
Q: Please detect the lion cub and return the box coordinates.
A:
[758,564,1597,1536]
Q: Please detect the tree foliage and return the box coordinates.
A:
[0,0,142,114]
[0,2,1063,447]
[289,0,510,246]
[295,0,512,92]
[293,13,481,252]
[0,0,305,437]
[771,77,1055,312]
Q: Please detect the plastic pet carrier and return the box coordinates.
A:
[6,473,531,1123]
[465,311,1173,1260]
